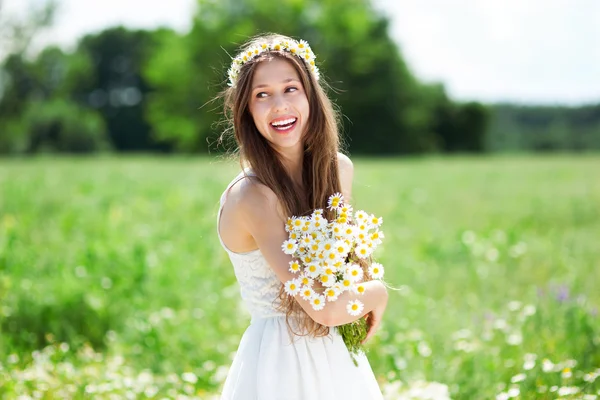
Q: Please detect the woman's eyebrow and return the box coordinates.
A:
[252,78,300,91]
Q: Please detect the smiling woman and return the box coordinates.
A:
[215,34,387,399]
[248,59,310,155]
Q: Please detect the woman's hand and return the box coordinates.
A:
[362,284,388,344]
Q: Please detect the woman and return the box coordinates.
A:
[217,33,388,399]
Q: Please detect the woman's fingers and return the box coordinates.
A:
[362,312,380,344]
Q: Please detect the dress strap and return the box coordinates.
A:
[219,168,256,207]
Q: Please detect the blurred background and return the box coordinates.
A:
[1,0,599,154]
[1,0,599,399]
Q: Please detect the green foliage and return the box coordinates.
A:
[338,317,368,366]
[2,99,110,153]
[1,156,599,398]
[76,27,168,152]
[487,104,600,152]
[142,0,488,154]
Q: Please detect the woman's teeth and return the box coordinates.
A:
[271,118,297,130]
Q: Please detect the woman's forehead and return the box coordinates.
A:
[252,58,301,87]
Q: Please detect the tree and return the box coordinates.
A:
[75,27,170,152]
[143,0,440,154]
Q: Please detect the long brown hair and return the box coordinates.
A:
[220,33,343,337]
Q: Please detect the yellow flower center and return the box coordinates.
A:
[352,304,358,311]
[290,284,296,290]
[358,286,365,293]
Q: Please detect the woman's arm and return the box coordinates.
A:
[237,180,387,327]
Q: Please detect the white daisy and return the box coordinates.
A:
[342,225,356,238]
[340,274,353,291]
[347,263,364,282]
[347,300,364,316]
[300,234,313,247]
[324,286,341,302]
[369,214,383,228]
[327,193,344,210]
[354,210,368,222]
[284,279,301,296]
[356,230,368,243]
[355,244,371,259]
[282,239,298,255]
[306,262,321,278]
[331,223,345,239]
[298,39,309,50]
[302,255,313,265]
[288,260,301,274]
[288,231,300,240]
[300,220,313,234]
[351,283,366,295]
[369,262,385,279]
[319,273,336,287]
[300,286,315,301]
[299,274,314,287]
[370,230,384,245]
[324,250,339,264]
[333,240,350,258]
[310,294,326,311]
[291,217,304,231]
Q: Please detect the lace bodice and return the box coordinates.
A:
[216,169,284,320]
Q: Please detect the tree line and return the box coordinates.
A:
[0,0,597,155]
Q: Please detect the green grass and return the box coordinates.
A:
[1,155,599,399]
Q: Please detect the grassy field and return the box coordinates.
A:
[0,155,599,399]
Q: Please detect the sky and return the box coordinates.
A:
[2,0,599,105]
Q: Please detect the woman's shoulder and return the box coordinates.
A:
[337,151,354,171]
[228,173,278,215]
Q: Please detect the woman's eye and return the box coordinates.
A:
[286,86,298,93]
[256,92,268,98]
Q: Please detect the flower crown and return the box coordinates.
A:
[227,38,320,87]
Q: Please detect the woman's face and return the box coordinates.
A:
[248,57,310,155]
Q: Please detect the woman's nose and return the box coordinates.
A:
[272,94,289,113]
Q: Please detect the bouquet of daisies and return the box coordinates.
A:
[281,193,385,361]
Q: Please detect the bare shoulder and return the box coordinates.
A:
[337,151,354,172]
[233,177,283,222]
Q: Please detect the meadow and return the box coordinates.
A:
[0,155,599,399]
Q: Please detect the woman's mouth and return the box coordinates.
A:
[270,117,298,133]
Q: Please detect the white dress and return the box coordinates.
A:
[217,169,384,400]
